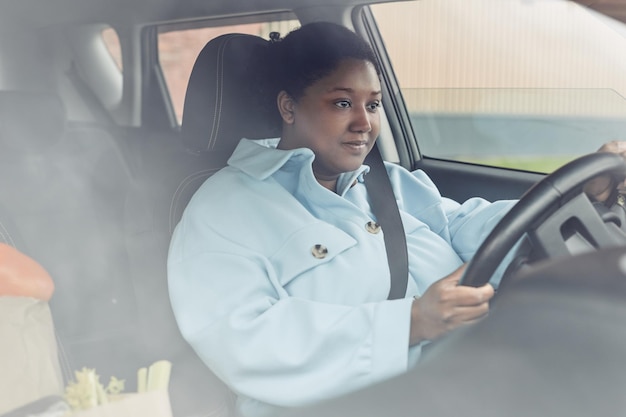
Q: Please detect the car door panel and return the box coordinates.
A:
[414,158,541,204]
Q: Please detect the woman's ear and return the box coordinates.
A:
[277,90,296,124]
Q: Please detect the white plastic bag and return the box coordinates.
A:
[0,297,64,415]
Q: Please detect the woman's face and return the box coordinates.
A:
[278,58,382,186]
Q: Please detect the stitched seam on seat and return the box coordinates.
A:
[207,35,234,151]
[169,168,221,233]
[207,41,222,151]
[207,34,250,151]
[0,221,15,246]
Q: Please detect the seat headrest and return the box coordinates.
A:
[181,33,282,154]
[0,91,66,153]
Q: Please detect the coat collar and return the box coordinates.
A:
[227,138,370,196]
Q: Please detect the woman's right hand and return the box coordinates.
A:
[409,264,494,346]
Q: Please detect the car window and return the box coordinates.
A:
[101,27,122,71]
[157,18,300,124]
[371,0,626,173]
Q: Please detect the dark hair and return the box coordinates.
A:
[266,22,381,101]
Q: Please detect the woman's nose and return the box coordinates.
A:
[350,106,372,133]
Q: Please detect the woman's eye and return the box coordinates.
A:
[334,100,351,108]
[367,101,381,112]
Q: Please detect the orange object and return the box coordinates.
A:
[0,243,54,300]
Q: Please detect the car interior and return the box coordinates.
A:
[0,0,625,416]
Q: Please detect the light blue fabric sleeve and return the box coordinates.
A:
[385,163,518,286]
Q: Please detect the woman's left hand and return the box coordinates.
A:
[583,140,626,203]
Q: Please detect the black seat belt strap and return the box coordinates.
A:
[365,144,409,300]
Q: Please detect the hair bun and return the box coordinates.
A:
[269,32,282,43]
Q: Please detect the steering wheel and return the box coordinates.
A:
[459,152,626,288]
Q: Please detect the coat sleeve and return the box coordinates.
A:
[167,215,414,408]
[386,164,517,283]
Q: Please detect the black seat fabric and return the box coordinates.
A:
[0,91,66,153]
[0,91,140,383]
[121,127,235,417]
[181,33,281,155]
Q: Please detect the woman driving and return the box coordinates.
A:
[168,21,625,417]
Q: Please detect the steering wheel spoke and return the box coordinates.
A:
[529,192,626,258]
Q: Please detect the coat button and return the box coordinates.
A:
[311,244,328,259]
[365,221,381,234]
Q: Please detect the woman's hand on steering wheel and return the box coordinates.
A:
[584,141,626,203]
[409,264,494,346]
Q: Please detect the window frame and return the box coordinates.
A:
[354,5,420,170]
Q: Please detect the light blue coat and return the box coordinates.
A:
[168,138,515,417]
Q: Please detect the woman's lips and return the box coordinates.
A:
[342,141,368,152]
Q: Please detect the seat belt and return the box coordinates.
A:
[364,144,409,300]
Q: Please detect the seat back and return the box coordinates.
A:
[0,91,141,381]
[122,128,235,416]
[181,33,281,153]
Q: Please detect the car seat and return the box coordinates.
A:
[180,33,281,157]
[133,33,284,417]
[0,90,140,384]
